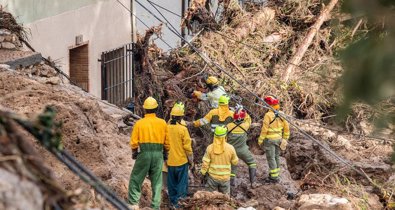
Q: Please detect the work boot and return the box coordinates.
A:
[264,177,279,184]
[248,167,258,188]
[230,176,236,187]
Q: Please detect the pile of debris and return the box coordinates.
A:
[0,61,136,208]
[0,109,78,209]
[0,7,24,50]
[0,0,394,209]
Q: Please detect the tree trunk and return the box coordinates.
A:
[282,0,339,83]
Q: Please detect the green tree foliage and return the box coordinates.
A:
[339,0,395,163]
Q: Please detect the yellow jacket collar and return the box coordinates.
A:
[144,113,157,118]
[213,136,226,154]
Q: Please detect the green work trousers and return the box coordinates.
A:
[128,143,164,209]
[227,133,256,177]
[206,175,230,195]
[264,139,281,179]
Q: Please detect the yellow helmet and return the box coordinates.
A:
[214,125,227,137]
[170,106,184,116]
[143,97,158,109]
[218,94,230,105]
[174,101,185,112]
[206,76,219,85]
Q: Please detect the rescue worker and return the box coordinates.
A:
[193,76,227,108]
[166,105,194,208]
[226,105,257,188]
[201,126,238,194]
[128,97,169,209]
[192,94,233,132]
[163,101,187,193]
[257,96,290,183]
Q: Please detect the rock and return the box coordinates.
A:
[45,77,61,85]
[297,194,353,210]
[366,194,383,210]
[263,33,282,43]
[0,168,44,210]
[273,207,286,210]
[0,64,11,70]
[238,207,256,210]
[1,42,16,49]
[0,29,11,35]
[0,35,4,42]
[243,199,259,208]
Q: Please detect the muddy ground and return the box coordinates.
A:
[1,63,394,209]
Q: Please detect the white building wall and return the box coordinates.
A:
[135,0,183,50]
[16,0,131,97]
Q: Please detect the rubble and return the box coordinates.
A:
[1,0,394,209]
[296,194,352,210]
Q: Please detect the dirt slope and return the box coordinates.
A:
[0,65,134,202]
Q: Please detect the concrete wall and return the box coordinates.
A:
[1,0,132,98]
[0,0,107,24]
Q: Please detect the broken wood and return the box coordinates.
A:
[282,0,339,83]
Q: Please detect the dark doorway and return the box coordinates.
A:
[69,44,89,91]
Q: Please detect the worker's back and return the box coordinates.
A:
[167,122,192,166]
[130,113,168,151]
[204,143,238,181]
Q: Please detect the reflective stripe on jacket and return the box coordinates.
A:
[166,122,193,167]
[201,141,238,181]
[198,86,226,108]
[130,113,169,151]
[193,105,234,131]
[258,110,290,144]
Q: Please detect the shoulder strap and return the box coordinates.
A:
[269,112,283,125]
[228,122,247,134]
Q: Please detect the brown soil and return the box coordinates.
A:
[0,66,133,204]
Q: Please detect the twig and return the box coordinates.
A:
[0,155,20,162]
[351,19,363,38]
[180,64,207,82]
[283,0,339,82]
[229,60,246,77]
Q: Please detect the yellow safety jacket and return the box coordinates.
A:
[166,122,193,167]
[201,137,238,181]
[196,86,227,108]
[226,113,251,134]
[193,105,234,132]
[130,113,169,151]
[258,110,290,145]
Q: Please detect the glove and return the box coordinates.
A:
[132,149,139,160]
[193,90,202,98]
[187,154,194,170]
[280,139,288,151]
[163,150,168,161]
[201,173,208,185]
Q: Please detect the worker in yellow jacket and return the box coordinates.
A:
[162,101,187,192]
[128,97,169,209]
[192,94,234,132]
[258,96,290,183]
[166,105,193,208]
[227,105,257,188]
[192,76,227,108]
[201,126,238,194]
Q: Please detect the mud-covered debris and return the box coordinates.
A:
[179,191,240,209]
